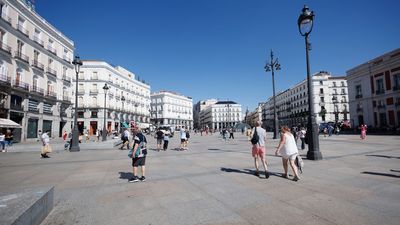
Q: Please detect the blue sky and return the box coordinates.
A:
[36,0,400,111]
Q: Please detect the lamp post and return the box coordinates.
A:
[264,50,281,139]
[332,96,339,125]
[298,5,322,160]
[70,56,82,152]
[120,95,125,132]
[102,83,109,141]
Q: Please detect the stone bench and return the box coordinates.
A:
[0,186,54,225]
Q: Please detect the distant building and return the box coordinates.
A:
[199,100,242,130]
[347,48,400,128]
[262,71,350,128]
[0,0,74,142]
[245,103,264,128]
[150,91,193,129]
[77,61,151,135]
[193,99,217,129]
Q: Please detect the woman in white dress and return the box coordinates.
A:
[275,126,300,181]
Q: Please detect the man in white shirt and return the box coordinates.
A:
[251,121,269,178]
[179,126,187,151]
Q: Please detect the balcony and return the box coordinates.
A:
[355,94,363,99]
[32,60,44,71]
[14,51,29,63]
[0,41,12,55]
[1,12,12,24]
[89,89,99,95]
[0,74,11,84]
[31,85,45,95]
[62,55,71,63]
[46,90,57,99]
[375,89,385,95]
[33,36,44,47]
[13,80,29,91]
[115,96,121,101]
[46,67,57,77]
[17,24,30,37]
[63,95,71,102]
[47,45,57,56]
[319,102,325,106]
[91,76,99,80]
[77,89,85,95]
[10,104,23,111]
[62,75,71,83]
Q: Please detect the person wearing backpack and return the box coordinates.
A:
[128,125,148,183]
[250,121,269,179]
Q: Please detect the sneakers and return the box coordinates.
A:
[128,176,145,183]
[128,176,139,183]
[254,171,260,177]
[265,171,270,179]
[293,176,300,182]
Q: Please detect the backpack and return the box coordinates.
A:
[295,155,304,173]
[186,131,190,139]
[250,128,259,145]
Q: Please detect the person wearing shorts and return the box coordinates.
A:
[251,121,269,178]
[128,125,148,183]
[275,126,300,181]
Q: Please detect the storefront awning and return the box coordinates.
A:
[0,118,22,128]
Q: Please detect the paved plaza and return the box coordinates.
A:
[0,133,399,225]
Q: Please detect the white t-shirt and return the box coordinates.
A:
[252,127,267,146]
[0,134,5,142]
[41,133,50,145]
[180,128,186,139]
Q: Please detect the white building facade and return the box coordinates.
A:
[199,100,242,130]
[0,0,74,142]
[77,61,151,135]
[347,48,400,129]
[193,99,217,129]
[262,71,350,128]
[150,91,193,129]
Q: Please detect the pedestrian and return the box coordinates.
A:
[251,121,269,179]
[155,128,164,151]
[62,130,68,143]
[41,130,52,158]
[179,126,187,150]
[128,125,148,183]
[360,124,367,140]
[229,128,234,139]
[84,129,89,142]
[291,127,298,144]
[323,127,328,137]
[0,131,5,152]
[119,128,130,150]
[222,128,227,140]
[163,131,170,151]
[275,126,300,181]
[37,129,42,142]
[297,127,306,150]
[335,126,340,135]
[4,129,13,149]
[96,129,100,142]
[185,128,190,150]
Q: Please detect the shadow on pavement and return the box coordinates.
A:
[365,154,400,159]
[361,171,400,178]
[119,172,133,180]
[220,167,285,179]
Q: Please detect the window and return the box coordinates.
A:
[333,89,337,94]
[341,81,345,87]
[393,74,400,90]
[320,88,324,94]
[355,85,362,98]
[333,82,336,87]
[92,71,98,80]
[320,97,324,103]
[376,79,384,94]
[320,81,323,85]
[341,89,346,94]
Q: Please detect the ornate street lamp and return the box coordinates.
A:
[298,5,322,160]
[70,56,82,151]
[264,50,281,139]
[102,83,109,141]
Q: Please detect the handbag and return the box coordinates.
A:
[41,145,52,154]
